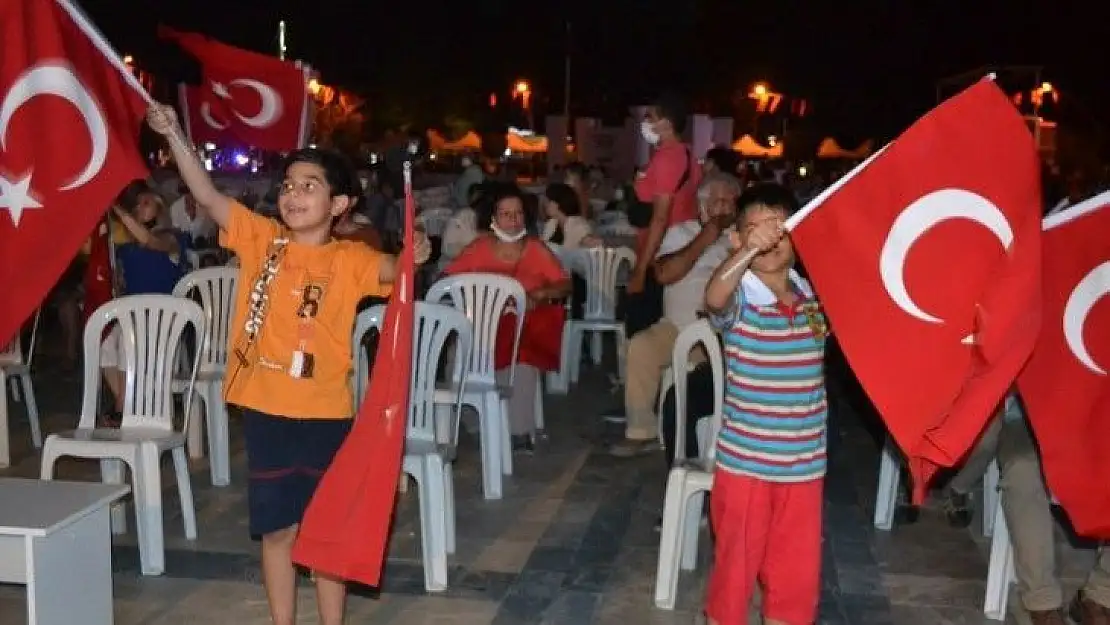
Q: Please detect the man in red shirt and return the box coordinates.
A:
[629,93,702,295]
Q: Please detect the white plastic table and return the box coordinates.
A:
[0,478,130,625]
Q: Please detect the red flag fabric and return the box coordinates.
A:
[159,26,310,152]
[291,166,416,585]
[82,217,113,322]
[1018,191,1110,538]
[789,79,1043,502]
[0,0,148,347]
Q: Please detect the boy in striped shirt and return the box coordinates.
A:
[703,184,828,625]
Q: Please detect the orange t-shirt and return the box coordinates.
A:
[220,201,392,419]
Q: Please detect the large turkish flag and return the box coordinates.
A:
[789,79,1043,501]
[160,26,311,152]
[1018,191,1110,538]
[0,0,148,346]
[292,169,416,586]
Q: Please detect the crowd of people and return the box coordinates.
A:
[16,87,1110,625]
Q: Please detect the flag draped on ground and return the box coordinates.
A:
[292,164,416,586]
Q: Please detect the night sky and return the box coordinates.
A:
[80,0,1099,141]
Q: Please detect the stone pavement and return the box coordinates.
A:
[0,355,1100,624]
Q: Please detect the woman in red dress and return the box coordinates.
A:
[443,185,570,452]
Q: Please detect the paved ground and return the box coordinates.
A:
[0,348,1101,624]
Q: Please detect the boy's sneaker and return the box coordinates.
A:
[1028,608,1067,625]
[943,490,974,528]
[609,438,660,458]
[1070,592,1110,625]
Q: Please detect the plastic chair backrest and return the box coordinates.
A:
[352,302,473,444]
[672,319,725,466]
[82,295,206,432]
[0,309,40,367]
[576,246,635,321]
[425,273,526,387]
[172,267,237,374]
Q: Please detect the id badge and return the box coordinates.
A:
[290,350,315,379]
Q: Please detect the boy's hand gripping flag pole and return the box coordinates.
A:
[292,162,417,586]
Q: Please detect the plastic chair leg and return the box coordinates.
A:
[873,437,900,531]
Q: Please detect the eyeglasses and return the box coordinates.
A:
[279,180,326,196]
[297,285,322,319]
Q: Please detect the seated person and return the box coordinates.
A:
[102,188,188,424]
[541,183,598,249]
[442,185,570,453]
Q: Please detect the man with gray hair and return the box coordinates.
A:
[610,171,741,457]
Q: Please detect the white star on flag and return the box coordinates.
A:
[0,173,43,227]
[211,81,230,99]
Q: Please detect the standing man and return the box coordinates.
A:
[624,93,702,337]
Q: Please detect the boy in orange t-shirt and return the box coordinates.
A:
[147,104,429,625]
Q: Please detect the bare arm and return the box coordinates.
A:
[705,248,754,313]
[654,223,720,286]
[111,206,179,255]
[147,105,232,229]
[633,195,673,282]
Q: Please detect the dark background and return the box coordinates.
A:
[80,0,1102,142]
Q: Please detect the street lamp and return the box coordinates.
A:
[514,79,533,129]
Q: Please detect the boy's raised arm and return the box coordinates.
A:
[146,104,233,229]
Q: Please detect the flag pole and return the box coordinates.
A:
[52,0,155,106]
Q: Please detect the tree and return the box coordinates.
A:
[312,89,366,152]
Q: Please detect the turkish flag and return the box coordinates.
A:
[82,217,113,322]
[292,170,416,585]
[0,0,148,347]
[790,79,1043,502]
[159,26,310,152]
[1018,191,1110,538]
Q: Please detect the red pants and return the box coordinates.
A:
[705,472,824,625]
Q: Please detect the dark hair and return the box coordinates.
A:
[544,182,582,217]
[563,162,587,182]
[116,179,152,211]
[280,148,359,199]
[705,147,739,175]
[735,183,799,223]
[650,92,688,134]
[476,182,527,231]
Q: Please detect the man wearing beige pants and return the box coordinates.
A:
[610,172,738,457]
[999,395,1110,624]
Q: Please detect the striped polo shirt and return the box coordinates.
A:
[710,270,828,482]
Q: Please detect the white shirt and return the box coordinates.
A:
[657,220,732,329]
[170,196,215,240]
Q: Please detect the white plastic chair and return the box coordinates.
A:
[353,302,472,592]
[552,247,635,392]
[1,309,43,450]
[873,437,999,536]
[426,273,526,500]
[40,295,205,576]
[654,319,725,610]
[172,267,237,486]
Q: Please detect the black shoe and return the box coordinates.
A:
[943,490,973,528]
[511,435,535,455]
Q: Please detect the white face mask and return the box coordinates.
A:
[640,120,661,145]
[491,223,527,243]
[461,157,472,168]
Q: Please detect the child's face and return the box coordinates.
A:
[741,204,794,273]
[278,162,349,233]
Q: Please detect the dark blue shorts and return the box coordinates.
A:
[242,408,352,538]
